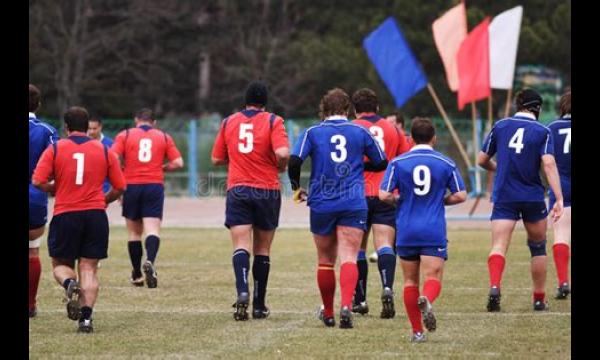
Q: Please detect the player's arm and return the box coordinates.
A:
[211,119,229,166]
[105,151,126,204]
[288,128,312,202]
[31,145,55,194]
[445,166,467,205]
[477,128,497,171]
[111,132,126,166]
[363,129,388,172]
[163,134,184,171]
[378,161,399,206]
[270,116,291,172]
[477,152,496,171]
[541,130,564,221]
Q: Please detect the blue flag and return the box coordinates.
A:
[363,17,428,107]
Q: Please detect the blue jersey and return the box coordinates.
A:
[100,134,114,193]
[29,113,59,205]
[547,116,571,205]
[481,112,554,203]
[292,117,385,213]
[380,145,465,247]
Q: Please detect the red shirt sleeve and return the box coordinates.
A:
[32,145,55,184]
[107,150,126,191]
[270,116,289,151]
[165,134,182,161]
[396,128,410,156]
[111,131,126,156]
[211,120,228,160]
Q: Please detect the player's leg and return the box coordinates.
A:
[252,227,274,318]
[126,219,145,286]
[52,257,81,321]
[28,225,44,317]
[418,254,445,333]
[313,232,337,327]
[336,221,365,329]
[77,258,99,333]
[352,228,370,315]
[552,206,571,299]
[522,201,550,310]
[372,222,396,319]
[398,249,425,342]
[139,184,165,288]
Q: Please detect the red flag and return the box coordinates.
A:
[457,17,491,110]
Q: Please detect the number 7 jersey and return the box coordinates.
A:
[112,125,182,185]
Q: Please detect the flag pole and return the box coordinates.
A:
[471,101,481,194]
[504,87,512,118]
[427,83,472,168]
[485,94,494,198]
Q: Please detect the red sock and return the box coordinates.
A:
[403,286,423,333]
[533,292,545,302]
[488,254,506,288]
[29,256,42,311]
[317,264,336,318]
[340,262,358,309]
[553,243,570,285]
[422,278,442,304]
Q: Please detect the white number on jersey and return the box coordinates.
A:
[559,128,571,154]
[330,135,348,162]
[369,126,385,151]
[508,128,525,154]
[413,165,431,195]
[238,123,254,153]
[138,139,153,162]
[73,152,85,185]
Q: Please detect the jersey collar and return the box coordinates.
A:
[241,109,263,118]
[562,114,571,120]
[68,132,92,144]
[138,124,153,131]
[356,113,382,123]
[324,115,348,122]
[410,144,433,151]
[513,112,536,120]
[29,112,36,120]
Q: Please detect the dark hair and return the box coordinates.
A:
[351,88,378,113]
[29,84,41,112]
[135,108,154,122]
[64,106,90,133]
[89,113,103,124]
[319,88,351,119]
[388,111,405,126]
[245,81,268,107]
[559,91,571,117]
[411,117,435,144]
[515,88,543,117]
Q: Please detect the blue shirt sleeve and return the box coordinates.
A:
[291,128,312,160]
[380,161,398,193]
[48,128,59,145]
[447,166,466,194]
[363,128,385,163]
[541,129,554,157]
[481,128,496,156]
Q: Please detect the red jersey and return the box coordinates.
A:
[353,114,410,196]
[111,125,182,184]
[212,109,289,190]
[32,133,126,216]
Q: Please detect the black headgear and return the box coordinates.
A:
[245,81,268,107]
[516,89,543,118]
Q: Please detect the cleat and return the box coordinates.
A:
[232,292,249,321]
[534,300,549,311]
[77,319,94,333]
[352,301,369,315]
[368,251,378,263]
[65,280,81,321]
[339,306,353,329]
[487,286,501,312]
[29,308,37,318]
[380,287,396,319]
[130,270,144,287]
[143,261,158,288]
[322,316,335,327]
[417,296,436,332]
[410,331,426,343]
[252,306,270,319]
[316,305,324,320]
[555,283,570,300]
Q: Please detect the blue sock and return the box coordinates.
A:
[145,235,160,263]
[252,255,270,308]
[233,249,250,295]
[377,246,396,289]
[354,250,368,304]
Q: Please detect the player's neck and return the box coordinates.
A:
[356,112,377,118]
[67,131,88,137]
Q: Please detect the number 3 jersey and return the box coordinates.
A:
[112,125,182,185]
[292,116,386,213]
[380,145,465,247]
[211,109,289,190]
[32,133,126,216]
[481,112,554,203]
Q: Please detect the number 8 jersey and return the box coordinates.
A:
[481,112,554,203]
[112,124,182,184]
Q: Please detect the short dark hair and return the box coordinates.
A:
[351,88,378,113]
[411,117,435,144]
[559,91,571,117]
[29,84,41,112]
[245,81,268,107]
[388,111,405,126]
[89,113,103,124]
[319,88,351,119]
[515,88,543,113]
[64,106,90,133]
[135,108,154,122]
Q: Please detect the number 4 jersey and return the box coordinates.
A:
[211,109,289,190]
[380,144,465,247]
[112,124,182,185]
[32,133,126,216]
[481,112,554,203]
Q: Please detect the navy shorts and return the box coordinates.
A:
[29,202,47,230]
[310,209,368,236]
[225,186,281,230]
[491,201,548,223]
[48,210,109,260]
[397,245,448,261]
[366,196,396,228]
[122,184,165,220]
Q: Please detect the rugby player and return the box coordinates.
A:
[88,114,114,193]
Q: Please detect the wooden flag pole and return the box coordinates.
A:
[471,101,481,193]
[426,83,472,168]
[504,87,512,118]
[485,94,494,197]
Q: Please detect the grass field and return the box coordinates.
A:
[29,227,570,359]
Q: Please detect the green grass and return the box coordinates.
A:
[30,228,570,359]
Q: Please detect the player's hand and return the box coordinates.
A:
[551,199,564,222]
[293,188,307,203]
